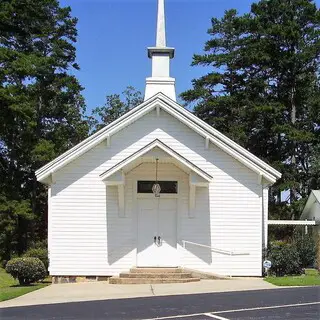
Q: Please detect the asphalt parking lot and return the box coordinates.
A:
[147,302,319,319]
[0,286,319,319]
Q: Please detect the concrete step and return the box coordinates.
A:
[130,268,183,273]
[119,272,192,279]
[109,277,200,284]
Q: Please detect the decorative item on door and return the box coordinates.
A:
[152,158,161,197]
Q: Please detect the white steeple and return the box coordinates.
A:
[156,0,166,47]
[144,0,176,101]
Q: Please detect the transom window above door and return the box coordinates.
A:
[137,181,178,194]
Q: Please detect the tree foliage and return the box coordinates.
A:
[267,229,316,276]
[267,241,303,276]
[23,247,49,272]
[182,0,320,219]
[90,86,143,132]
[293,230,316,268]
[0,0,88,262]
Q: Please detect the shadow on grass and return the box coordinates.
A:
[10,281,51,288]
[10,284,39,288]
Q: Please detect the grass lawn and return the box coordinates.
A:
[0,267,50,302]
[265,269,320,286]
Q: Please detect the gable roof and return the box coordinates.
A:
[301,190,320,219]
[36,92,281,184]
[100,139,212,182]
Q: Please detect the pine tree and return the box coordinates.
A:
[0,0,88,261]
[182,0,320,220]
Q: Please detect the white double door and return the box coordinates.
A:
[137,197,178,267]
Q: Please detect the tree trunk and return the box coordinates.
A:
[290,83,297,205]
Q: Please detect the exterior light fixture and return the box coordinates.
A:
[152,158,161,197]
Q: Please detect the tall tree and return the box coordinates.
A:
[0,0,88,261]
[182,0,320,220]
[90,86,143,132]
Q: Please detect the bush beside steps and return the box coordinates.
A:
[5,257,46,285]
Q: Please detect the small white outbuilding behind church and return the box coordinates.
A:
[36,0,281,279]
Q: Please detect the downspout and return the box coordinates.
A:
[261,183,269,276]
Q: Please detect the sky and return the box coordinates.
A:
[58,0,255,113]
[58,0,316,114]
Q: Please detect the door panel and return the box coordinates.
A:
[158,199,178,266]
[137,199,157,267]
[137,198,178,267]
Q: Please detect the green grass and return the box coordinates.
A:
[265,269,320,286]
[0,267,50,302]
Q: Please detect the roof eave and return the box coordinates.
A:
[35,94,160,179]
[100,139,213,182]
[36,92,281,185]
[156,93,282,180]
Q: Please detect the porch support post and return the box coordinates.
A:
[118,184,125,217]
[103,171,126,217]
[189,172,210,217]
[189,184,196,217]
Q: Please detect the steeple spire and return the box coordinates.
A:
[144,0,176,101]
[156,0,166,47]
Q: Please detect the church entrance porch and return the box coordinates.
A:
[101,140,212,272]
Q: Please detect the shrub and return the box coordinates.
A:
[5,257,46,285]
[292,232,316,268]
[267,241,302,276]
[316,235,320,271]
[23,247,49,271]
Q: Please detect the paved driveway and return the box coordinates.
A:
[0,287,319,320]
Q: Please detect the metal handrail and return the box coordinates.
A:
[182,240,249,256]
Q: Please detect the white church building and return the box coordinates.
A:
[36,0,282,281]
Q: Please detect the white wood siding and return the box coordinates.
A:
[50,108,264,276]
[308,202,320,221]
[304,202,320,237]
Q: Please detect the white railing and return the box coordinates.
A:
[182,240,249,256]
[181,240,250,278]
